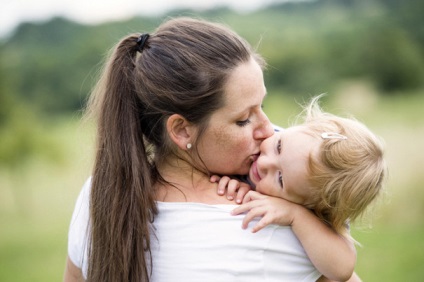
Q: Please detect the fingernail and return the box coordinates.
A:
[236,199,241,203]
[227,196,233,200]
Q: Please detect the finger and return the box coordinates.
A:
[210,175,221,183]
[241,192,253,204]
[226,179,240,201]
[231,202,254,215]
[241,208,265,229]
[216,176,230,195]
[242,191,260,204]
[251,216,271,233]
[235,185,251,204]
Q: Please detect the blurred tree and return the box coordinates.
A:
[0,44,62,167]
[0,57,14,127]
[3,18,98,113]
[1,0,423,116]
[382,0,424,55]
[360,24,424,91]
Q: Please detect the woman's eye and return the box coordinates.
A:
[236,119,251,127]
[278,171,284,188]
[277,139,281,154]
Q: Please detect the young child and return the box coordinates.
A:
[212,95,386,281]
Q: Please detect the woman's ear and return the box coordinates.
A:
[166,114,195,150]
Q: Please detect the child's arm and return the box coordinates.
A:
[232,191,356,282]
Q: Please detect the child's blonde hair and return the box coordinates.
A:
[300,95,386,242]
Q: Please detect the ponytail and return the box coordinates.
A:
[86,35,157,281]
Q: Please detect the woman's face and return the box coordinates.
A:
[248,127,317,205]
[197,58,273,175]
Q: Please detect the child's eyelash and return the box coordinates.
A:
[277,139,281,153]
[279,171,284,188]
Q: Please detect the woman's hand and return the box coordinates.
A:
[231,190,305,232]
[210,175,252,204]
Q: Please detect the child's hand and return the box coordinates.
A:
[231,191,304,233]
[210,175,252,204]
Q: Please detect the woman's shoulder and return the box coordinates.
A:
[151,202,320,282]
[153,201,296,248]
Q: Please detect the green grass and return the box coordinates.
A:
[353,224,424,281]
[0,117,93,281]
[0,215,69,281]
[1,90,423,281]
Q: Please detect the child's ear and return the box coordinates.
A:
[166,114,195,151]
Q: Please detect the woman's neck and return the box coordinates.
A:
[154,157,234,204]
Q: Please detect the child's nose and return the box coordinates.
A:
[258,153,276,172]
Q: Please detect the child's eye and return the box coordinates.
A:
[279,171,284,189]
[277,139,281,154]
[236,119,251,127]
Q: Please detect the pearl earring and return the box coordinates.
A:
[186,143,192,150]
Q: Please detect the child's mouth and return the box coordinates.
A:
[250,159,261,183]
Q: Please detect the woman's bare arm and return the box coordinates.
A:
[317,272,362,282]
[63,256,84,282]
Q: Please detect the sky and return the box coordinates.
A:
[1,0,288,38]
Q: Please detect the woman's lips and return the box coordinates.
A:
[250,153,259,162]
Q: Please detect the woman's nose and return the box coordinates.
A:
[259,132,275,156]
[254,113,273,140]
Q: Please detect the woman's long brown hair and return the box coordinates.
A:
[85,17,262,281]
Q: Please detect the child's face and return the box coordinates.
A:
[248,126,318,205]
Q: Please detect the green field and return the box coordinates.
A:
[1,91,424,281]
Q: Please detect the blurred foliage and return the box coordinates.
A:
[0,0,423,116]
[0,61,62,168]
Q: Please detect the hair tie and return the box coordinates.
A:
[136,33,150,53]
[321,132,348,140]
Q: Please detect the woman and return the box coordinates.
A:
[64,17,351,281]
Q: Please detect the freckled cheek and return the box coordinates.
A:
[216,132,251,157]
[212,132,251,174]
[215,140,234,158]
